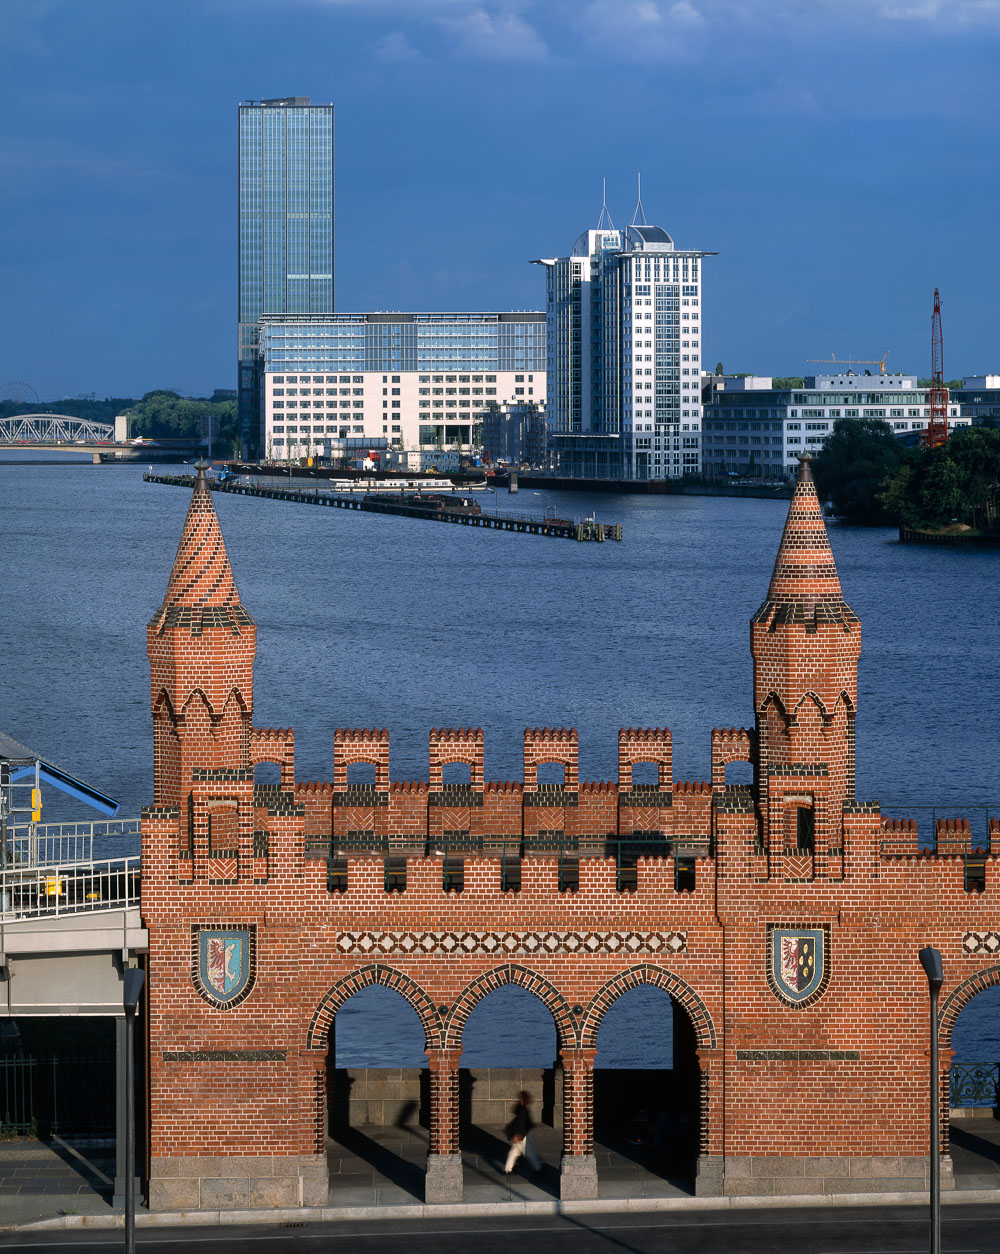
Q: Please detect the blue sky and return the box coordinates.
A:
[0,0,997,399]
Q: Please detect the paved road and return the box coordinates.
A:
[1,1206,997,1254]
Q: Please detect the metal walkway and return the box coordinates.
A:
[145,472,623,542]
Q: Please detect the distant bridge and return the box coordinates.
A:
[0,413,114,444]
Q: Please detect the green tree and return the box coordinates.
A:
[126,391,238,453]
[881,426,1000,532]
[772,377,805,389]
[811,416,903,524]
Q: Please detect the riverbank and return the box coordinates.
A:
[492,473,793,500]
[899,524,1000,546]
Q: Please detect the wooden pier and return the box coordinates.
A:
[144,473,623,543]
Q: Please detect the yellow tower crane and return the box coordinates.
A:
[806,351,891,375]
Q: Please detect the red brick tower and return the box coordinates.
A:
[146,463,256,807]
[750,454,861,863]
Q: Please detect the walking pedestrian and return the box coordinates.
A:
[503,1090,542,1176]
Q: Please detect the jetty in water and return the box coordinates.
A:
[143,471,623,543]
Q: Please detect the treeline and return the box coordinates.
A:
[126,391,238,451]
[812,418,1000,533]
[0,397,135,424]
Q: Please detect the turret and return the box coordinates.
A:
[146,464,256,807]
[750,456,860,856]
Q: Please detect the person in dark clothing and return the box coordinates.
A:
[504,1090,542,1175]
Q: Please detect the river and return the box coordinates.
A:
[1,453,997,1069]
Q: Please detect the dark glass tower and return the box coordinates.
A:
[238,97,334,449]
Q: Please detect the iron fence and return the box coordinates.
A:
[0,1054,115,1135]
[950,1062,1000,1108]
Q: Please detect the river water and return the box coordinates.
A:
[1,454,997,1070]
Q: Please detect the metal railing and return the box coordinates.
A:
[0,1054,115,1135]
[0,855,140,920]
[4,818,141,868]
[950,1062,1000,1108]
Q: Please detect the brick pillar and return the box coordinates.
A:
[695,1047,724,1196]
[559,1048,598,1199]
[425,1047,463,1203]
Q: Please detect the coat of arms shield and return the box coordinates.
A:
[770,927,825,1005]
[195,928,253,1007]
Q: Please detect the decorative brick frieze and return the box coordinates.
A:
[618,788,673,807]
[523,789,578,807]
[163,1050,286,1062]
[736,1050,860,1061]
[335,929,687,957]
[963,932,1000,955]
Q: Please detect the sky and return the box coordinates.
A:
[0,0,997,400]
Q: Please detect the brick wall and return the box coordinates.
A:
[141,459,1000,1207]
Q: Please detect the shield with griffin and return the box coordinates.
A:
[196,928,252,1007]
[770,927,825,1005]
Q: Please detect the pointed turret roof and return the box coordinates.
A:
[148,463,254,637]
[752,456,857,628]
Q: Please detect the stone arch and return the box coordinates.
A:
[579,963,717,1050]
[939,964,1000,1044]
[306,964,443,1051]
[443,964,577,1050]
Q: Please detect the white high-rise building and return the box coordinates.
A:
[535,211,714,481]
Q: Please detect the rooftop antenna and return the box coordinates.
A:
[596,178,615,231]
[630,172,647,227]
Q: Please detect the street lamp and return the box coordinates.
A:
[122,967,146,1254]
[918,946,943,1254]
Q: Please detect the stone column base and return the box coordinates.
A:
[148,1154,327,1211]
[425,1153,464,1203]
[560,1154,598,1199]
[695,1154,725,1197]
[721,1155,954,1197]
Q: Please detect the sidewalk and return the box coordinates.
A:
[4,1118,998,1233]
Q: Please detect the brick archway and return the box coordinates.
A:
[443,963,577,1049]
[306,964,443,1051]
[940,964,1000,1043]
[579,963,717,1050]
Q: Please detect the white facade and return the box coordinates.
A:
[703,374,968,478]
[255,312,546,463]
[261,367,543,462]
[539,220,713,481]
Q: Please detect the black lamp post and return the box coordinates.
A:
[918,946,943,1254]
[122,967,146,1254]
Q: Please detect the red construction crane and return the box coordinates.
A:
[923,288,949,448]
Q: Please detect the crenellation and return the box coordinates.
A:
[141,457,998,1209]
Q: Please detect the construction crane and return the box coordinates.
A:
[806,351,892,375]
[923,289,948,448]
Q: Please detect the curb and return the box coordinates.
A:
[13,1188,1000,1232]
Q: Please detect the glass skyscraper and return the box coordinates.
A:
[238,97,334,448]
